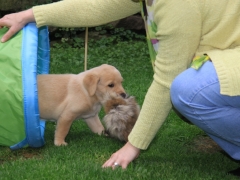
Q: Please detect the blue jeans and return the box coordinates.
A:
[170,61,240,160]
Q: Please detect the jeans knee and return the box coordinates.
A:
[170,77,181,109]
[170,74,190,111]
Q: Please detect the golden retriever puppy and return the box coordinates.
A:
[102,94,140,142]
[37,64,126,146]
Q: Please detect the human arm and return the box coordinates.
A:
[102,0,202,168]
[0,0,140,42]
[0,9,35,42]
[33,0,140,28]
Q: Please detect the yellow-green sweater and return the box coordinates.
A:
[33,0,240,150]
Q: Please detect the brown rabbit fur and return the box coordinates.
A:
[102,94,140,142]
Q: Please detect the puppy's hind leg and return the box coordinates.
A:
[84,115,105,135]
[54,113,76,146]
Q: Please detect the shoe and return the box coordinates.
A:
[228,167,240,177]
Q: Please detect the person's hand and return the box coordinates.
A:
[102,142,140,169]
[0,9,35,42]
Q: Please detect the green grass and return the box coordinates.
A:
[0,38,239,180]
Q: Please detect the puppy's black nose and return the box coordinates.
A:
[120,93,126,98]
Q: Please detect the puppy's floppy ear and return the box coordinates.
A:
[83,74,100,96]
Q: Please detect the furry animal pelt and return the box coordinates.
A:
[102,95,140,142]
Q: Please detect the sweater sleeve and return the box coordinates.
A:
[32,0,140,28]
[128,0,202,149]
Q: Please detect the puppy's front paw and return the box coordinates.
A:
[54,140,68,146]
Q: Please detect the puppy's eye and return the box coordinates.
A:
[108,83,114,88]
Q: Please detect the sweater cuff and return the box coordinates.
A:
[128,133,149,150]
[32,6,46,28]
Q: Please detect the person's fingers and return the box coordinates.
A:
[111,162,122,170]
[1,28,17,42]
[0,21,6,29]
[0,16,13,42]
[102,153,124,169]
[0,10,35,42]
[102,154,116,168]
[102,155,128,169]
[102,142,140,169]
[121,161,129,169]
[102,160,111,168]
[0,15,10,27]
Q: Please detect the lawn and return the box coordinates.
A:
[0,36,238,180]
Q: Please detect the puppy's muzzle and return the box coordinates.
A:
[120,93,126,98]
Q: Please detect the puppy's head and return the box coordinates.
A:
[84,64,126,101]
[103,94,140,142]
